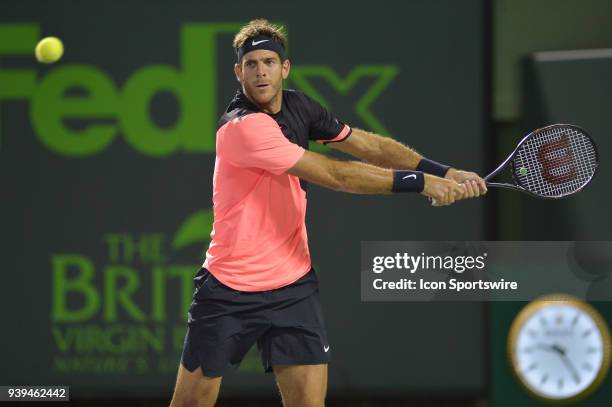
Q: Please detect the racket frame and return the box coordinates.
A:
[484,124,599,199]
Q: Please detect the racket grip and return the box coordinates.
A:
[428,197,442,207]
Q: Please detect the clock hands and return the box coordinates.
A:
[529,342,582,384]
[533,342,556,352]
[555,347,582,384]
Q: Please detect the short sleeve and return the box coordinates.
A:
[301,93,352,144]
[219,113,305,175]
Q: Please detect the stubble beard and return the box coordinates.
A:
[244,80,282,112]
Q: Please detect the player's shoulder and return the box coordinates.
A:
[217,112,277,150]
[223,111,275,134]
[282,89,323,117]
[283,88,316,105]
[219,106,245,124]
[218,91,263,129]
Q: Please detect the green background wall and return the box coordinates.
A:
[0,0,487,399]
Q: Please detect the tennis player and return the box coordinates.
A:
[169,19,487,407]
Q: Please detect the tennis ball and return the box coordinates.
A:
[35,37,64,64]
[519,167,528,176]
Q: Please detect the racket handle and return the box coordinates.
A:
[427,197,443,207]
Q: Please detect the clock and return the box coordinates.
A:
[507,294,611,404]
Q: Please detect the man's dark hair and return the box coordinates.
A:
[233,19,287,52]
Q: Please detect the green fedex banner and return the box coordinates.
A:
[0,23,397,157]
[1,0,487,395]
[0,21,397,380]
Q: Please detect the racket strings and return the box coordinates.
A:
[512,126,597,197]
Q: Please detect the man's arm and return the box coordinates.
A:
[327,128,423,170]
[287,150,465,206]
[328,128,421,169]
[327,128,487,196]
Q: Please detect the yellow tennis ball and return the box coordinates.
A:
[35,37,64,63]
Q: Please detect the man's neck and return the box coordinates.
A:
[243,89,283,114]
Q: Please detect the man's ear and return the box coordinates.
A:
[282,59,291,80]
[234,63,242,83]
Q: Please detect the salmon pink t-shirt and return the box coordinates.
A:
[203,90,351,291]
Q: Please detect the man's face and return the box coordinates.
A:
[234,49,290,109]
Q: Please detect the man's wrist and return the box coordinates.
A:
[416,158,450,177]
[392,170,425,193]
[444,167,458,179]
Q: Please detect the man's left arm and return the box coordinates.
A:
[328,127,487,196]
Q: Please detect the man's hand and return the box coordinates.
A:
[445,168,487,199]
[421,174,466,206]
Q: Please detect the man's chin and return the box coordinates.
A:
[251,94,274,106]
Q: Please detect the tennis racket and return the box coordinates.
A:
[484,124,598,198]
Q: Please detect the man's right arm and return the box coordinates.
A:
[287,150,465,206]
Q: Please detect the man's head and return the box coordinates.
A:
[233,19,290,112]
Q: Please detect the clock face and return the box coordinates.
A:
[511,303,607,400]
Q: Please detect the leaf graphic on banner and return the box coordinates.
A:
[172,209,214,250]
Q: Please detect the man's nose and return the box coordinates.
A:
[256,62,266,77]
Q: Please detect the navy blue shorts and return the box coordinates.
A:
[181,267,330,377]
